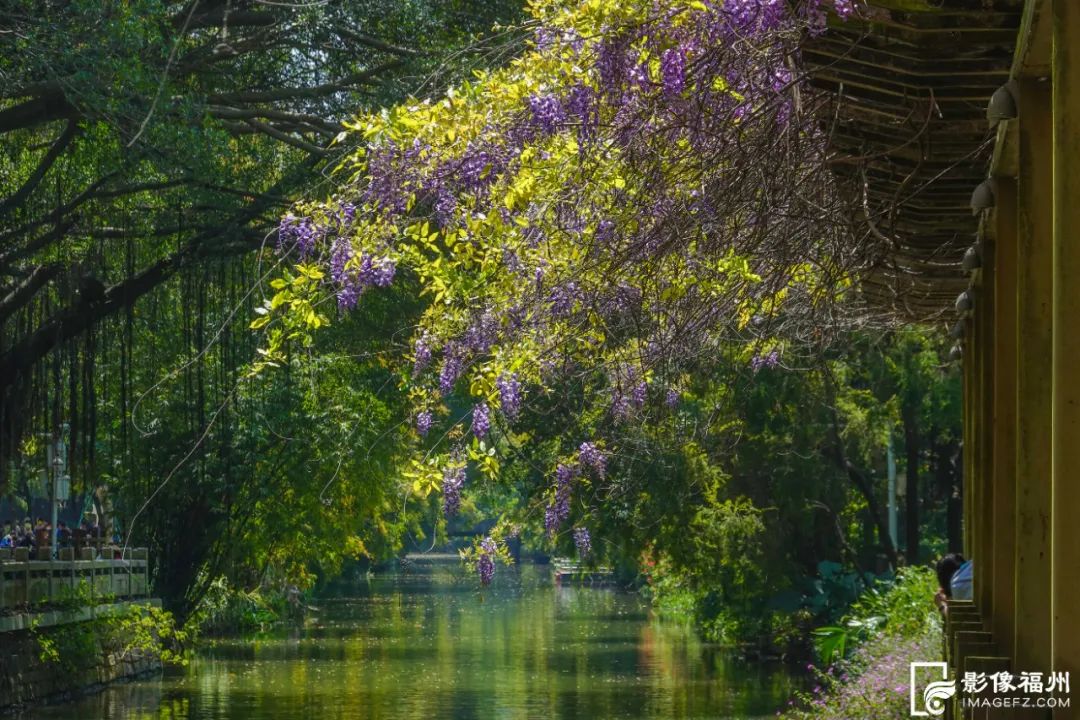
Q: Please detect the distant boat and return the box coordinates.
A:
[552,558,617,586]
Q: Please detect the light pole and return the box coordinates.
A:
[48,424,70,558]
[887,433,898,551]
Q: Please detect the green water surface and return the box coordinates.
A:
[29,562,799,719]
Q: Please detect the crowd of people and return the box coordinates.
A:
[0,516,102,558]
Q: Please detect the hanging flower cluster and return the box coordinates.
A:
[254,0,863,575]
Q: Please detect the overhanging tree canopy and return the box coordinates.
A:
[0,0,521,485]
[257,0,897,580]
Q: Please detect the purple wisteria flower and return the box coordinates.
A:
[750,349,780,371]
[471,402,491,440]
[501,246,522,273]
[723,0,788,34]
[439,345,465,395]
[565,83,599,141]
[458,147,499,192]
[578,442,606,478]
[337,278,363,311]
[463,312,497,353]
[549,282,579,316]
[416,410,433,437]
[528,93,566,134]
[413,335,432,376]
[596,37,628,95]
[660,46,687,96]
[544,463,577,536]
[277,214,320,257]
[335,201,356,230]
[356,253,396,288]
[833,0,858,20]
[595,218,616,244]
[612,391,632,420]
[442,463,465,517]
[665,388,680,408]
[573,527,591,557]
[476,536,497,585]
[534,26,555,51]
[434,190,457,227]
[771,66,792,94]
[497,373,522,422]
[330,238,351,284]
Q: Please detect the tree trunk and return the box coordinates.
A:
[820,362,900,569]
[902,405,920,565]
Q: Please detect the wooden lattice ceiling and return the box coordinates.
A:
[806,0,1026,319]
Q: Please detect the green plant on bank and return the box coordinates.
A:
[188,576,298,636]
[31,617,97,673]
[811,566,939,664]
[32,577,114,612]
[30,581,188,671]
[787,566,942,719]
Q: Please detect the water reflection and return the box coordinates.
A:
[29,564,799,719]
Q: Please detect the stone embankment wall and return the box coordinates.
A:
[0,602,162,713]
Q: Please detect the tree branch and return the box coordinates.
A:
[208,104,339,134]
[334,25,424,57]
[0,120,79,215]
[0,219,77,273]
[0,262,61,325]
[174,0,278,32]
[242,119,328,156]
[210,60,404,104]
[0,92,77,134]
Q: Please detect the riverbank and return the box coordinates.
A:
[0,600,179,714]
[783,567,943,719]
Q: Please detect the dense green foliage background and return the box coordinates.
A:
[2,0,959,650]
[1,0,522,617]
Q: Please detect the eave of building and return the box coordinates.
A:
[806,0,1026,319]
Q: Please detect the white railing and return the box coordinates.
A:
[0,547,149,610]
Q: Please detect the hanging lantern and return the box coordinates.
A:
[949,344,963,362]
[987,82,1018,128]
[962,243,982,272]
[956,290,974,314]
[970,180,995,215]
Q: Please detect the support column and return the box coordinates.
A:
[1014,77,1054,675]
[1052,0,1080,697]
[969,262,986,614]
[972,313,980,561]
[990,178,1018,652]
[976,238,995,623]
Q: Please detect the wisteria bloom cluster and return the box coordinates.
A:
[476,536,497,586]
[258,0,864,582]
[573,527,592,557]
[442,462,466,518]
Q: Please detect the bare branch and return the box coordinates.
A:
[242,119,329,156]
[210,60,404,104]
[208,104,339,134]
[0,262,61,325]
[334,25,424,57]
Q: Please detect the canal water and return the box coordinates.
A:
[32,562,800,719]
